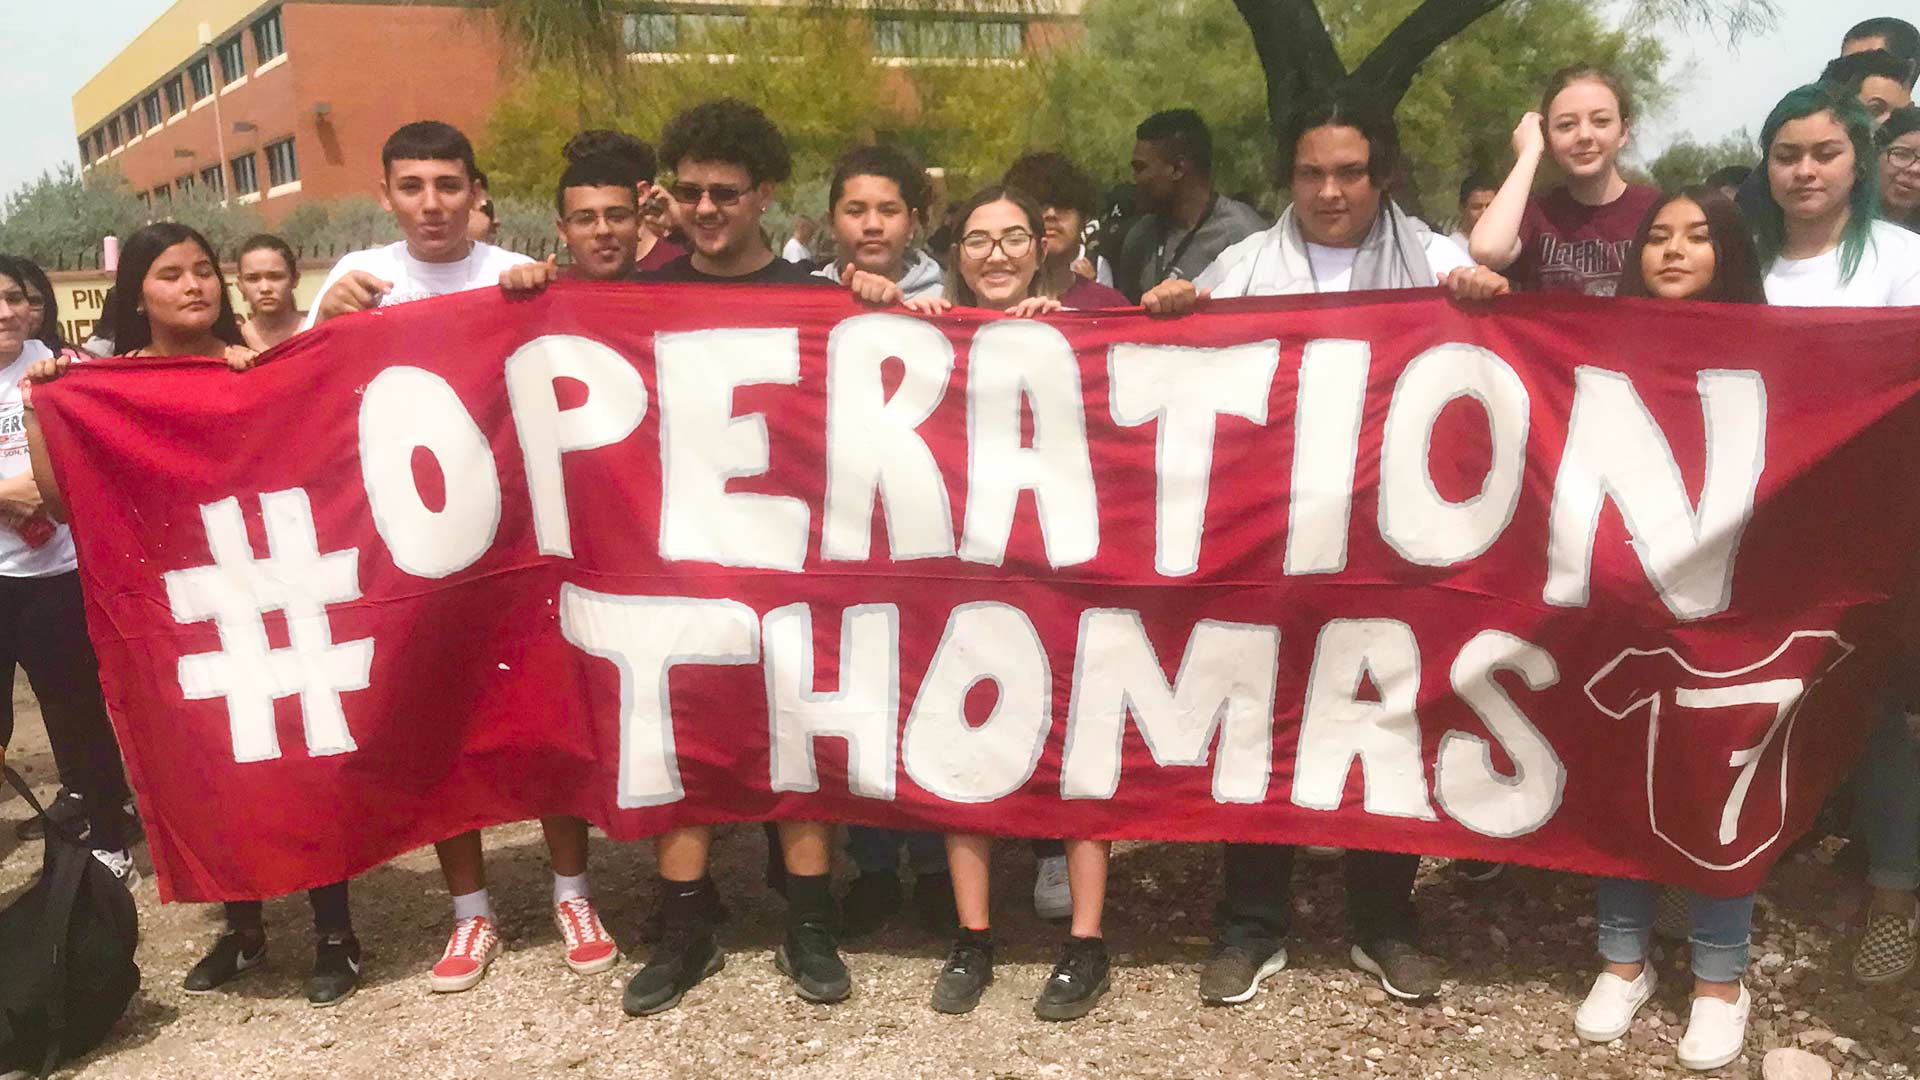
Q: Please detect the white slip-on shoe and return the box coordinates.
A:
[1677,984,1751,1071]
[1574,966,1658,1043]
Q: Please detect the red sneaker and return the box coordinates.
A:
[555,897,619,974]
[429,916,500,993]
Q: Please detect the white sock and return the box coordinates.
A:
[451,888,493,923]
[554,872,590,905]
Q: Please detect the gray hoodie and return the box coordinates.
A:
[814,249,946,301]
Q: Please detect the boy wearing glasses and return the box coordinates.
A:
[307,121,531,329]
[620,97,847,1020]
[501,132,683,291]
[634,99,827,286]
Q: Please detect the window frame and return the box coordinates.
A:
[200,163,226,197]
[231,152,259,196]
[189,58,214,100]
[251,9,285,62]
[142,92,162,130]
[217,36,247,83]
[164,77,184,114]
[265,138,299,187]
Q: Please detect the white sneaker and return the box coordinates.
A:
[1573,966,1657,1043]
[90,847,140,890]
[1032,854,1071,920]
[1677,985,1750,1071]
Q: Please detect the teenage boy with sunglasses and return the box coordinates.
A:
[621,99,843,1018]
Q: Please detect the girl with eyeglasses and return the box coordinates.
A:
[853,187,1063,318]
[1878,105,1920,231]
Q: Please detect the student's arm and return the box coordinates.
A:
[1468,111,1544,271]
[0,473,40,527]
[24,402,66,524]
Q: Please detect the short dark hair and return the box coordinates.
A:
[564,129,658,179]
[659,98,791,185]
[107,222,245,353]
[1003,151,1099,220]
[381,120,479,178]
[1135,109,1213,177]
[1844,18,1920,63]
[1704,164,1752,189]
[1617,187,1767,304]
[828,144,931,219]
[1281,89,1399,185]
[0,254,65,351]
[237,234,299,279]
[1457,174,1497,206]
[555,154,644,216]
[1822,48,1920,93]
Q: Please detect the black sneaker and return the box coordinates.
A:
[15,789,84,841]
[183,931,268,993]
[775,915,851,1003]
[1198,941,1288,1005]
[1034,936,1110,1021]
[841,871,903,938]
[930,929,994,1014]
[1351,938,1442,1001]
[911,871,959,938]
[639,882,730,943]
[307,934,361,1007]
[623,924,725,1016]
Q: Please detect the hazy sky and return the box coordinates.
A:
[0,1,1901,203]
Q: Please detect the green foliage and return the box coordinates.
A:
[1642,129,1756,191]
[0,166,148,268]
[479,2,1051,218]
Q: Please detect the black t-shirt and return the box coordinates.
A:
[632,254,831,285]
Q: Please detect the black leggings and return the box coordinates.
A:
[0,570,132,850]
[224,881,354,938]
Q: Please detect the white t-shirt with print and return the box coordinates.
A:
[0,341,77,577]
[301,241,533,330]
[1302,233,1477,294]
[1763,221,1920,308]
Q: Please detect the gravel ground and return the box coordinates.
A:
[3,684,1917,1080]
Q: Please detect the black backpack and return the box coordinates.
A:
[0,767,140,1078]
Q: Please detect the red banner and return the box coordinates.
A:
[34,283,1920,902]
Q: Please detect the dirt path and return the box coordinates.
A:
[3,683,1916,1080]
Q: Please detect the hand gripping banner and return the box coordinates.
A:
[33,283,1920,902]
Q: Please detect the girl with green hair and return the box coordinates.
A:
[1754,81,1920,305]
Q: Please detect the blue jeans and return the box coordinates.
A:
[1596,879,1754,983]
[846,826,946,877]
[1860,695,1920,892]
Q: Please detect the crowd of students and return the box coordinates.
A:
[2,12,1919,1070]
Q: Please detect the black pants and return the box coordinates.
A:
[0,571,132,850]
[225,881,354,938]
[1216,842,1420,950]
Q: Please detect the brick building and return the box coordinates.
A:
[73,0,506,224]
[73,1,1081,224]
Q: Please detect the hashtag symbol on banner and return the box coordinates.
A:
[163,489,375,764]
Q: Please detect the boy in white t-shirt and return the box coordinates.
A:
[306,122,609,996]
[304,122,532,330]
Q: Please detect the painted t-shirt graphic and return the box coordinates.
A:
[1584,632,1852,870]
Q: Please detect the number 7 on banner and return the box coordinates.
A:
[1673,680,1802,846]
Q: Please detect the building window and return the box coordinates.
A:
[622,12,677,51]
[177,173,195,195]
[265,138,299,187]
[200,163,225,197]
[232,153,259,196]
[164,77,184,114]
[871,18,1023,58]
[142,92,162,129]
[123,107,141,138]
[93,131,106,158]
[252,9,284,62]
[189,58,213,100]
[106,117,122,148]
[78,138,91,165]
[153,184,172,204]
[217,36,246,83]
